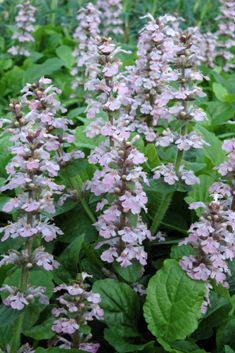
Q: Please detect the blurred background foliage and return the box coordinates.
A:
[1,0,221,39]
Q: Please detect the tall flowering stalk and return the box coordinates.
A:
[180,139,235,312]
[71,3,100,96]
[216,0,235,72]
[127,16,208,235]
[52,273,103,352]
[0,78,83,352]
[8,1,36,57]
[125,14,180,143]
[198,32,218,68]
[153,28,208,186]
[97,0,123,36]
[85,38,151,267]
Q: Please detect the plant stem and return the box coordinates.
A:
[152,0,158,16]
[175,124,187,174]
[175,64,188,175]
[10,240,32,353]
[11,313,24,353]
[10,174,34,352]
[68,176,96,223]
[81,197,96,223]
[72,330,80,348]
[151,58,189,234]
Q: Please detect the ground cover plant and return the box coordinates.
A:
[0,0,235,352]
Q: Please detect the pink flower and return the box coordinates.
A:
[189,202,206,210]
[180,168,200,185]
[4,292,28,310]
[120,191,147,214]
[52,318,79,334]
[153,164,179,185]
[101,248,118,263]
[103,63,120,78]
[34,248,59,271]
[79,343,100,353]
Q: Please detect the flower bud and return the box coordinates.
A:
[15,103,22,110]
[26,294,34,302]
[114,187,121,194]
[26,262,33,269]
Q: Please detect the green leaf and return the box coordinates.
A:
[193,293,230,341]
[0,324,16,349]
[0,305,20,328]
[56,45,75,68]
[159,338,208,353]
[144,259,205,342]
[4,269,54,299]
[212,83,228,102]
[196,126,226,165]
[225,346,235,353]
[24,317,54,340]
[75,124,105,149]
[93,279,140,336]
[222,94,235,103]
[0,134,12,174]
[104,328,155,353]
[24,58,64,82]
[23,303,46,331]
[59,234,85,271]
[216,317,235,352]
[68,107,86,120]
[1,67,25,97]
[170,245,195,260]
[145,180,175,235]
[185,174,215,216]
[171,341,208,353]
[144,144,160,169]
[205,102,234,126]
[57,206,97,244]
[112,261,143,283]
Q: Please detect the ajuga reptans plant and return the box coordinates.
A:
[0,77,83,352]
[85,37,152,267]
[8,0,36,57]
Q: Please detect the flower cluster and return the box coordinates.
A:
[216,0,235,71]
[0,78,83,311]
[180,186,235,312]
[8,1,36,57]
[85,38,151,267]
[216,139,235,178]
[198,31,218,68]
[52,273,103,352]
[125,14,181,142]
[180,139,235,312]
[216,138,235,210]
[153,163,200,186]
[152,27,208,185]
[97,0,123,36]
[88,137,151,267]
[71,3,101,95]
[124,15,207,186]
[85,37,129,124]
